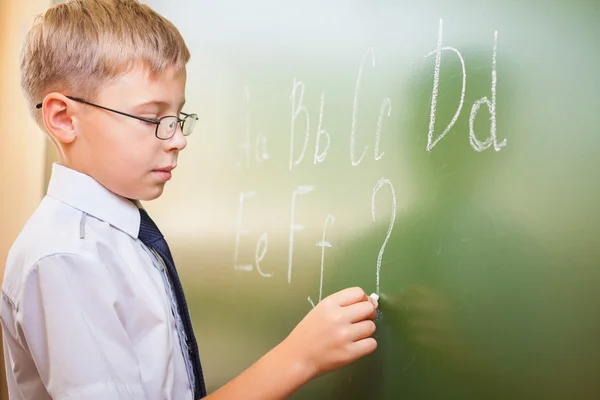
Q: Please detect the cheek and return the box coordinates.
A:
[93,121,152,164]
[86,131,148,186]
[112,139,157,174]
[81,115,120,150]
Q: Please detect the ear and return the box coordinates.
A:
[39,93,77,144]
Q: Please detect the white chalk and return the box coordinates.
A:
[370,293,379,302]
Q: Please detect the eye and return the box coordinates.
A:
[166,119,178,132]
[139,116,159,126]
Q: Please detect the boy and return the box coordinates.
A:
[0,0,378,399]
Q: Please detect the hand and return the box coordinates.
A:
[281,287,379,380]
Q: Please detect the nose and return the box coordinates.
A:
[166,124,187,152]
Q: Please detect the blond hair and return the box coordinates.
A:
[20,0,190,130]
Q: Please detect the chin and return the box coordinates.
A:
[125,183,166,202]
[113,178,167,201]
[141,186,166,201]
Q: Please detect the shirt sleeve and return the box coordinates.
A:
[17,252,147,400]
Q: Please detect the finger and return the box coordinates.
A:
[368,294,378,309]
[329,287,368,307]
[347,337,378,360]
[348,320,376,342]
[345,300,377,323]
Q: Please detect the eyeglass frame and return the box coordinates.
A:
[35,95,198,140]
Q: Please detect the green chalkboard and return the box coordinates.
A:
[143,0,600,398]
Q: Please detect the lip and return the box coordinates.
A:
[152,165,175,181]
[154,165,176,172]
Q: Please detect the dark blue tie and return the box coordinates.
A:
[138,208,206,399]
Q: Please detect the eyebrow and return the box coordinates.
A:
[133,98,186,113]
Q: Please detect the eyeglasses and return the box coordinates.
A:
[36,96,198,140]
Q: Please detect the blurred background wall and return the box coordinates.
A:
[0,0,52,397]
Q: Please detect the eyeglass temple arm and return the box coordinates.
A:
[36,96,160,125]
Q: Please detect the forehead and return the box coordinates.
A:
[98,63,187,107]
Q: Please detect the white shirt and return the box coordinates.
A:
[1,163,195,400]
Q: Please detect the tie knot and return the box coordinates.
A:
[138,208,164,246]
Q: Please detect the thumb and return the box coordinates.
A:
[328,287,368,307]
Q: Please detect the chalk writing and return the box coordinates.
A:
[234,191,256,271]
[288,185,316,283]
[308,213,335,308]
[236,87,269,168]
[255,232,272,277]
[426,19,466,152]
[469,30,506,152]
[290,79,311,170]
[372,178,397,295]
[254,130,270,163]
[351,47,375,166]
[375,97,392,161]
[314,92,331,164]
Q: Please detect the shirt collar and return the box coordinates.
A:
[46,163,141,238]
